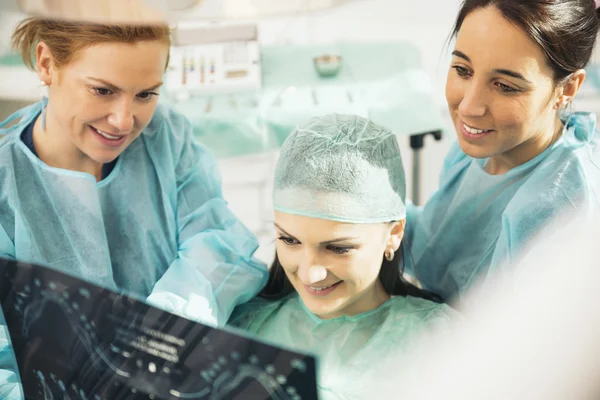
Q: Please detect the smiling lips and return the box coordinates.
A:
[90,125,129,147]
[308,282,339,291]
[463,122,493,134]
[459,120,495,141]
[304,281,343,296]
[92,126,126,140]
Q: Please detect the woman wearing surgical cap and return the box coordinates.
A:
[228,114,458,400]
[404,0,600,306]
[0,18,267,399]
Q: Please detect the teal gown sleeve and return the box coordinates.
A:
[146,111,268,327]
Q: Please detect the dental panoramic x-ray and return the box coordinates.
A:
[0,259,318,400]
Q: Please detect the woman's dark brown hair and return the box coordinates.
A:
[451,0,600,84]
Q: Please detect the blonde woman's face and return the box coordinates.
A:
[40,40,168,166]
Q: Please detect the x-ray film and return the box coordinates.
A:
[0,259,318,400]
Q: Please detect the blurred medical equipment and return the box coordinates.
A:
[166,24,262,96]
[162,41,444,206]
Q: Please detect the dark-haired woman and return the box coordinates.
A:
[228,114,457,400]
[405,0,600,305]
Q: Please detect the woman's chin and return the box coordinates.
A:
[300,295,347,320]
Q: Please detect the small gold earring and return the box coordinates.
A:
[385,249,394,261]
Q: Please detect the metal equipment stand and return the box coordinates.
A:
[410,130,443,205]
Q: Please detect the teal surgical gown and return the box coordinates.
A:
[405,112,600,304]
[229,294,456,400]
[0,101,268,398]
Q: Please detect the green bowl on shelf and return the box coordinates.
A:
[313,54,342,78]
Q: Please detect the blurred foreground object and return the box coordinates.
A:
[392,208,600,399]
[16,0,168,24]
[13,0,355,23]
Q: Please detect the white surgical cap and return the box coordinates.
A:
[273,114,406,223]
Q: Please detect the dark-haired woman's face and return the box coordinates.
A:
[446,6,563,174]
[273,211,398,320]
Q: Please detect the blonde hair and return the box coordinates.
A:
[12,17,171,70]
